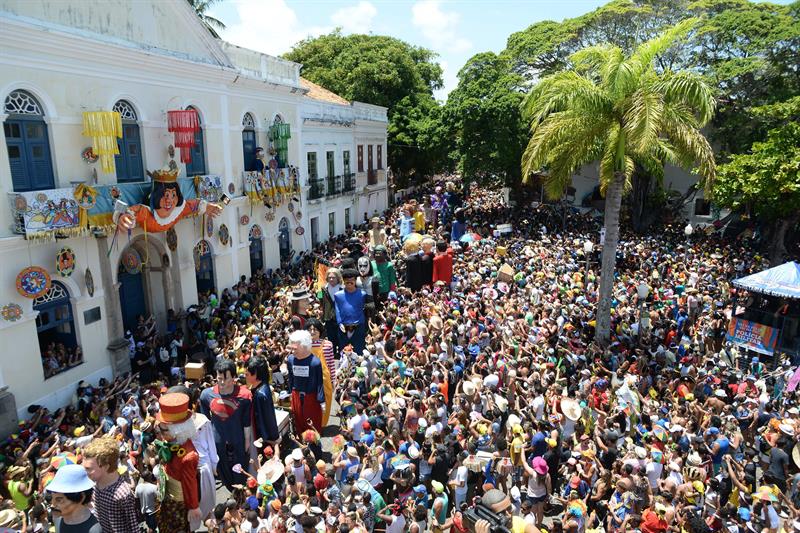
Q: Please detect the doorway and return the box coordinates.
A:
[249,225,264,274]
[278,217,291,262]
[194,240,215,295]
[118,266,146,334]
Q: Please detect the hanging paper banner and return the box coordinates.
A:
[12,189,81,241]
[726,318,779,355]
[82,111,122,173]
[167,109,200,163]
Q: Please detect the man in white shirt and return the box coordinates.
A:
[348,406,368,441]
[377,505,407,533]
[449,451,470,509]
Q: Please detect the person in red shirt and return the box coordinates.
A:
[641,504,669,533]
[432,241,453,285]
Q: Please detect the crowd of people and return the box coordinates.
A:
[1,181,800,533]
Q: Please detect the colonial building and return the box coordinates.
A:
[0,0,388,432]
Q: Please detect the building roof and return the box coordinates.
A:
[300,77,350,105]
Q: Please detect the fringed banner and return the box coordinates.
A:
[167,109,200,164]
[82,111,122,174]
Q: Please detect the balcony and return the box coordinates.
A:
[343,173,356,193]
[308,178,325,201]
[326,175,342,198]
[367,169,378,185]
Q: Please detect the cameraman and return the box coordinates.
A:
[473,489,541,533]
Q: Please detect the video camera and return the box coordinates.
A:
[463,499,512,533]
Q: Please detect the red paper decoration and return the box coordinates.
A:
[167,109,200,163]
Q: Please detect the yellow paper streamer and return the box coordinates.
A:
[82,111,122,174]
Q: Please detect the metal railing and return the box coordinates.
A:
[326,175,342,197]
[343,172,356,192]
[308,178,325,200]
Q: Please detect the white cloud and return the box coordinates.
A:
[210,1,378,58]
[435,59,459,100]
[411,0,471,53]
[331,2,378,34]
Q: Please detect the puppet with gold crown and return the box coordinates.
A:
[113,164,222,232]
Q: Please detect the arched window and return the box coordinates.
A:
[4,89,55,192]
[34,281,82,379]
[242,112,257,172]
[185,106,207,176]
[113,100,144,182]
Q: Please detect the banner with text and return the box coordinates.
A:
[726,318,779,355]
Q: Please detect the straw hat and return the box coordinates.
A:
[257,459,284,484]
[560,398,582,421]
[462,381,476,396]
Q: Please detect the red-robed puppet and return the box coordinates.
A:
[155,393,215,533]
[113,168,222,232]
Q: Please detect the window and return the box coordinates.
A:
[377,145,383,169]
[185,106,206,176]
[367,145,374,171]
[345,207,351,228]
[326,151,335,178]
[343,150,351,175]
[694,198,712,217]
[328,212,335,238]
[113,100,144,182]
[242,113,257,172]
[4,90,55,192]
[357,145,364,172]
[34,281,82,379]
[310,217,319,247]
[307,152,318,182]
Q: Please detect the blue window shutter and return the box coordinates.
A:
[116,124,143,182]
[187,129,206,176]
[6,118,54,191]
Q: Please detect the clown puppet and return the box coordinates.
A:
[154,392,215,533]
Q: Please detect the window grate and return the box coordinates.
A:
[113,100,137,121]
[5,90,43,116]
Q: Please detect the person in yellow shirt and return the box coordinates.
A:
[410,200,426,231]
[509,425,525,484]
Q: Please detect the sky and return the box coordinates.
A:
[207,0,794,101]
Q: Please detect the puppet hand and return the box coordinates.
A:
[187,508,202,524]
[117,212,136,230]
[206,203,223,218]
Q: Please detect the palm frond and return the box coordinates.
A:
[653,72,715,126]
[629,18,697,76]
[570,45,620,77]
[522,71,612,128]
[624,86,664,153]
[661,118,716,193]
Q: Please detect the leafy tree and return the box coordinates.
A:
[284,31,446,179]
[521,20,716,345]
[443,52,527,187]
[714,96,800,263]
[187,0,226,38]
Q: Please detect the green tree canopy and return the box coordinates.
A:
[714,96,800,261]
[442,52,527,186]
[284,31,447,178]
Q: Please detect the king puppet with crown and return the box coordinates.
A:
[114,166,222,232]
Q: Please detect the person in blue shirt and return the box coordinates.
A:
[334,269,370,354]
[398,206,415,241]
[451,208,467,243]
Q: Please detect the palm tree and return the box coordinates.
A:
[521,19,716,345]
[187,0,226,38]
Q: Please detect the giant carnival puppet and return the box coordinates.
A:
[154,392,216,533]
[113,167,222,232]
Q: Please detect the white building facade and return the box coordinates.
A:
[0,0,387,432]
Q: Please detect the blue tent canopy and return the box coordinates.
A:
[732,261,800,299]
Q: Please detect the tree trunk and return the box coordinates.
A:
[770,215,798,265]
[595,171,626,346]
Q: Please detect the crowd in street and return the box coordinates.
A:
[2,181,800,533]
